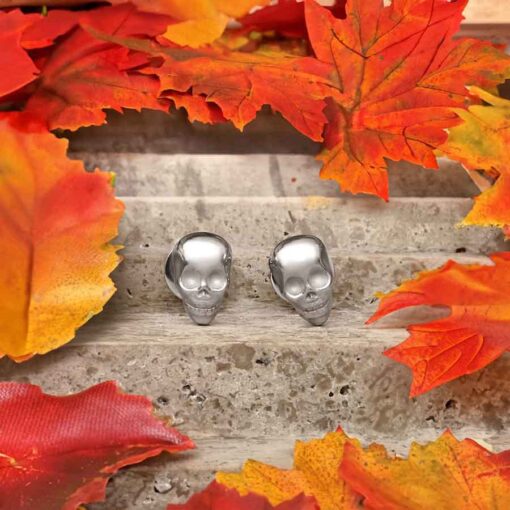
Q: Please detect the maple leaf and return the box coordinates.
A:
[0,10,40,98]
[440,87,510,232]
[20,9,79,50]
[167,481,319,510]
[101,0,269,47]
[0,112,124,360]
[304,0,510,200]
[239,0,346,39]
[367,253,510,396]
[24,4,170,131]
[87,27,334,141]
[341,430,510,509]
[0,381,194,509]
[217,429,363,510]
[0,0,269,47]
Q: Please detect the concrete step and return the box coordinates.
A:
[109,249,488,309]
[117,197,507,257]
[88,430,510,510]
[3,309,508,441]
[75,153,478,198]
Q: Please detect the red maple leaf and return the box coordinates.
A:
[0,10,40,98]
[167,481,319,510]
[0,381,194,510]
[24,4,173,130]
[304,0,510,200]
[239,0,346,39]
[367,253,510,396]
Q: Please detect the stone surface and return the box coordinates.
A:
[2,308,509,452]
[75,153,479,198]
[118,197,507,256]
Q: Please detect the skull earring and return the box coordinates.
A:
[165,232,232,325]
[269,235,334,326]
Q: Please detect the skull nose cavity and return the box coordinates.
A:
[306,290,318,301]
[198,287,210,298]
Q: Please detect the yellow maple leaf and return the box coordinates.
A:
[440,87,510,230]
[217,429,362,510]
[0,113,123,360]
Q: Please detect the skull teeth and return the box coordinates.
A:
[185,304,219,315]
[300,301,330,317]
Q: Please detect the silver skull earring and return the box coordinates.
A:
[165,232,232,325]
[269,235,334,326]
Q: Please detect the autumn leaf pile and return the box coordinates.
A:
[2,0,510,201]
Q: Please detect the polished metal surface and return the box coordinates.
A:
[165,232,232,325]
[269,235,334,326]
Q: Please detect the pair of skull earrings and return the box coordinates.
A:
[165,232,334,326]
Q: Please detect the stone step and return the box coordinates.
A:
[76,153,478,198]
[110,249,488,309]
[4,309,508,441]
[117,197,507,257]
[89,430,510,510]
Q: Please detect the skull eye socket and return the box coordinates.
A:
[308,268,331,290]
[207,270,227,291]
[180,266,201,290]
[284,277,306,298]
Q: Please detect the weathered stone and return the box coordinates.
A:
[75,153,479,198]
[117,197,507,257]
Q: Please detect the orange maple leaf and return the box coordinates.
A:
[0,381,194,509]
[440,87,510,233]
[136,0,270,48]
[304,0,510,200]
[341,430,510,509]
[86,25,334,140]
[217,429,363,510]
[0,112,124,360]
[367,253,510,396]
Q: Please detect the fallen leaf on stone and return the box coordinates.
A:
[0,112,124,360]
[440,87,510,232]
[23,4,171,131]
[368,253,510,396]
[167,481,319,510]
[0,381,194,509]
[305,0,510,200]
[217,429,363,510]
[341,430,510,509]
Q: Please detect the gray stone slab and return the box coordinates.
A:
[109,248,488,309]
[4,308,510,509]
[74,153,478,198]
[2,309,508,440]
[117,197,507,257]
[67,108,320,155]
